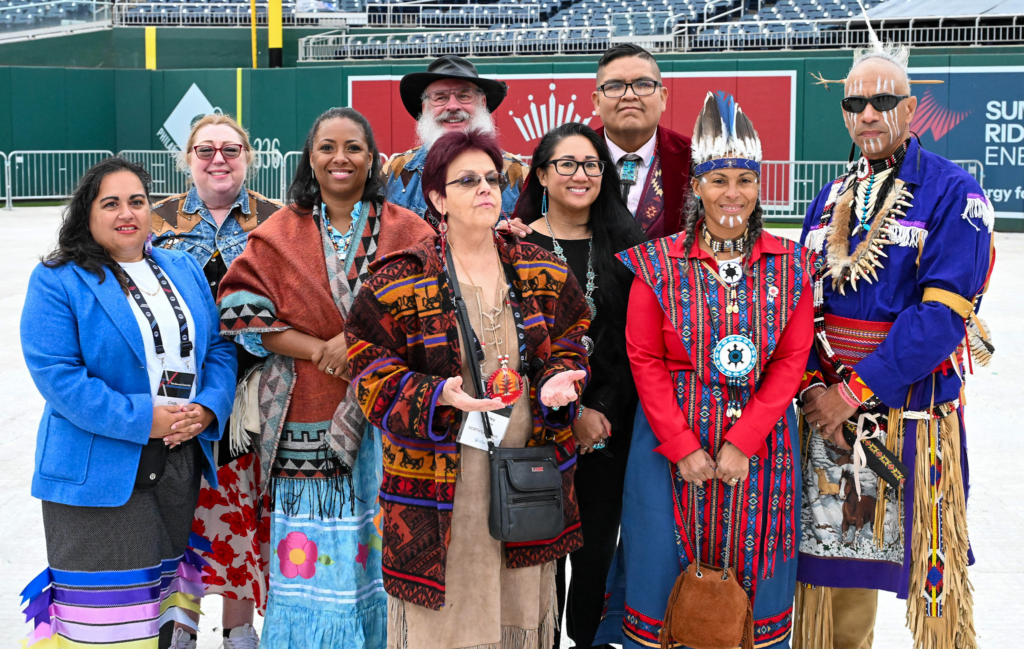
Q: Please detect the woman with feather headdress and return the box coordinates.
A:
[594,91,814,649]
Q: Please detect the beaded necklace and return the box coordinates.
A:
[851,141,908,236]
[700,222,746,255]
[542,212,597,321]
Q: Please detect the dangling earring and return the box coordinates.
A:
[144,232,154,256]
[541,187,548,215]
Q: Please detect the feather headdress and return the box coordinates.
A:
[691,90,763,178]
[811,0,942,91]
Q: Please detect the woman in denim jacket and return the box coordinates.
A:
[151,114,280,649]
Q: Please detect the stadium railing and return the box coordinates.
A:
[0,154,985,212]
[111,1,344,27]
[365,1,550,28]
[0,0,110,41]
[299,26,647,60]
[675,14,1024,51]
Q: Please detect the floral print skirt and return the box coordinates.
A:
[191,450,271,611]
[261,423,387,649]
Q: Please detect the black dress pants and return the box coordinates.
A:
[553,446,627,649]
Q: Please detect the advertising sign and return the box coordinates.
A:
[350,71,795,198]
[910,66,1024,222]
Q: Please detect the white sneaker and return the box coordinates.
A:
[170,628,197,649]
[223,624,260,649]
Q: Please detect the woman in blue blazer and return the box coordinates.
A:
[18,158,237,649]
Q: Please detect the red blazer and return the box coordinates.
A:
[597,125,692,237]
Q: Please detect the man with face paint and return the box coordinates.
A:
[793,42,994,649]
[384,55,527,221]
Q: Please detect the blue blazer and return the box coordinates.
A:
[21,248,237,508]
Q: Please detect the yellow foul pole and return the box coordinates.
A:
[250,0,258,68]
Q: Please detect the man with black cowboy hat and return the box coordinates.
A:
[384,54,528,221]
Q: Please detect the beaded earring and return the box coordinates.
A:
[541,187,548,215]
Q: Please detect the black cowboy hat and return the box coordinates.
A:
[399,55,508,120]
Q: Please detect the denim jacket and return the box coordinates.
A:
[384,145,528,219]
[151,186,282,269]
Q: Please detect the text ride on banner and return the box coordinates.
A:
[909,66,1024,223]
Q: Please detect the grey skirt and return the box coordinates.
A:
[21,440,208,647]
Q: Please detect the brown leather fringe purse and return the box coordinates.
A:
[660,482,754,649]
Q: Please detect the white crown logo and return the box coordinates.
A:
[510,83,595,143]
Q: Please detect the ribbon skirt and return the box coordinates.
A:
[594,406,802,649]
[21,441,206,648]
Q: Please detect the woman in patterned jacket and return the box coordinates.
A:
[345,129,590,649]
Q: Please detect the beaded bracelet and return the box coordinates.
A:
[577,404,586,421]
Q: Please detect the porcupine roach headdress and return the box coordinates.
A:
[691,91,763,178]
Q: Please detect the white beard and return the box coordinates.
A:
[416,106,496,147]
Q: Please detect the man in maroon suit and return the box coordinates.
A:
[592,43,692,239]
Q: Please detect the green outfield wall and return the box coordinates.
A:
[0,45,1021,227]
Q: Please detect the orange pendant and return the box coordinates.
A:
[487,355,524,406]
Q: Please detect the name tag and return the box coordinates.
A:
[459,408,512,452]
[157,370,196,407]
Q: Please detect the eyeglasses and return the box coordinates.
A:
[546,159,606,177]
[424,88,482,107]
[841,94,909,114]
[192,144,244,160]
[446,172,503,190]
[596,80,661,99]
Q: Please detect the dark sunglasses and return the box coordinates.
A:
[192,144,245,160]
[546,159,606,177]
[446,172,504,190]
[841,94,909,114]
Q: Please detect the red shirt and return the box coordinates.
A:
[626,233,814,463]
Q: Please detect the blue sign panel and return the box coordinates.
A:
[910,66,1024,224]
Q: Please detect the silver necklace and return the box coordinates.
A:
[543,211,597,321]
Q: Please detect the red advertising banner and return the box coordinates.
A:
[350,71,794,159]
[350,71,795,202]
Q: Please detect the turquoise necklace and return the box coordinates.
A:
[543,211,597,321]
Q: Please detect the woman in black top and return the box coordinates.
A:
[514,122,645,649]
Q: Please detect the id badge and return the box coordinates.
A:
[157,370,196,407]
[459,407,512,452]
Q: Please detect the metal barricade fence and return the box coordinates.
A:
[759,159,986,222]
[281,151,303,203]
[0,152,8,211]
[759,160,849,222]
[954,159,984,188]
[118,150,190,197]
[120,150,287,202]
[244,150,286,203]
[0,155,983,215]
[7,150,114,202]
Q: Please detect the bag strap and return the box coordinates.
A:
[445,245,498,454]
[676,478,741,580]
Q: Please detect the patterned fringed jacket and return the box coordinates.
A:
[345,234,590,610]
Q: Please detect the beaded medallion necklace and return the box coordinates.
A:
[542,211,598,321]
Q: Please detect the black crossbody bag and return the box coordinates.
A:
[444,246,565,544]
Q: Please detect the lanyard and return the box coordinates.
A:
[440,241,528,376]
[122,257,193,367]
